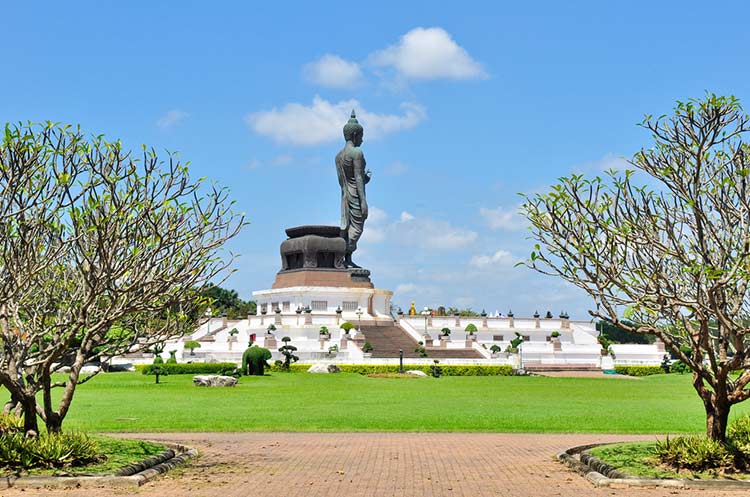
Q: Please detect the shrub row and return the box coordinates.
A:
[138,362,237,375]
[651,415,750,472]
[0,429,100,469]
[614,366,665,377]
[270,363,515,376]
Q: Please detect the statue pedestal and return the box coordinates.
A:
[252,225,392,325]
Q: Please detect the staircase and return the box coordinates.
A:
[360,324,483,359]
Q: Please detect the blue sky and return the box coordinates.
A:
[4,1,750,319]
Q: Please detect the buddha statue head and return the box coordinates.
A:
[343,110,364,146]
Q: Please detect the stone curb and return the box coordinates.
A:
[558,442,750,490]
[3,441,197,489]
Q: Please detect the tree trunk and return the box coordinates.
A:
[21,396,39,436]
[705,400,730,442]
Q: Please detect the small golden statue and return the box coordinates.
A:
[408,301,417,316]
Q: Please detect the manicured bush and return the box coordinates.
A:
[0,432,101,469]
[340,322,355,332]
[242,346,272,376]
[166,351,178,364]
[202,363,516,376]
[138,362,237,375]
[550,331,561,338]
[152,354,164,365]
[464,323,478,334]
[279,337,299,371]
[429,360,443,378]
[728,415,750,460]
[362,342,373,353]
[441,327,451,336]
[490,344,502,354]
[670,360,691,374]
[614,366,665,377]
[183,340,201,356]
[654,435,733,471]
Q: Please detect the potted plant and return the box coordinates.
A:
[340,321,355,335]
[362,342,373,358]
[550,330,562,351]
[441,327,451,339]
[183,340,201,356]
[328,344,339,357]
[266,324,276,334]
[490,344,502,357]
[464,323,478,340]
[319,325,330,337]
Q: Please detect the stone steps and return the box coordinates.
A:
[361,325,483,359]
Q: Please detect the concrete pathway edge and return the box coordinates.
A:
[559,443,750,490]
[4,441,197,489]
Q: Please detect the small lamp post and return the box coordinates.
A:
[355,307,364,332]
[205,307,212,335]
[399,349,404,374]
[421,307,430,337]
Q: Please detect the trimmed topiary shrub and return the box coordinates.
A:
[441,327,451,336]
[279,337,299,371]
[362,342,373,353]
[242,346,272,375]
[166,351,178,364]
[464,323,478,334]
[340,321,355,332]
[138,362,237,375]
[267,364,515,376]
[183,340,201,356]
[614,366,665,377]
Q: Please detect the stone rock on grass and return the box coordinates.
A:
[193,375,238,387]
[307,363,342,374]
[406,370,427,377]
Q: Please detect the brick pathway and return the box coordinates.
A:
[4,433,747,497]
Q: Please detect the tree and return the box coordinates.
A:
[278,337,298,371]
[201,284,256,319]
[0,122,243,434]
[521,94,750,441]
[183,341,202,356]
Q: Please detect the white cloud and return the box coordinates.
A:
[399,211,415,222]
[370,27,486,80]
[383,161,409,175]
[394,213,477,250]
[469,249,516,268]
[304,54,363,88]
[574,153,630,173]
[368,206,388,225]
[479,205,527,231]
[395,283,418,294]
[156,109,190,129]
[246,96,426,146]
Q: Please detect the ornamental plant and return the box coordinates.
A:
[183,340,201,356]
[441,327,451,336]
[279,337,299,371]
[362,342,373,353]
[522,94,750,441]
[464,323,478,334]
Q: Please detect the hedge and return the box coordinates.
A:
[137,362,516,376]
[270,363,515,376]
[138,362,238,375]
[614,366,666,377]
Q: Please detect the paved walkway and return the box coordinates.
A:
[5,433,748,497]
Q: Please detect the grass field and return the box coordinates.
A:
[49,372,750,433]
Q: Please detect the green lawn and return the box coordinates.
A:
[48,372,750,433]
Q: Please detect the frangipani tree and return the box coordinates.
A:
[521,94,750,441]
[0,122,243,434]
